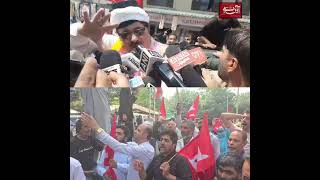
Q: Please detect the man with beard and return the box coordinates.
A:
[70,120,104,180]
[216,29,250,87]
[133,129,193,180]
[227,130,247,158]
[202,29,250,87]
[215,153,243,180]
[96,126,131,180]
[166,120,182,140]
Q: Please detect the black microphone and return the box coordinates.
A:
[99,50,122,68]
[99,50,124,73]
[180,65,207,87]
[153,61,185,87]
[135,45,165,75]
[165,44,181,58]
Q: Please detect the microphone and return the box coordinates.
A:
[99,50,123,73]
[180,65,207,87]
[135,45,165,75]
[121,53,141,73]
[165,44,181,58]
[153,61,185,87]
[164,45,207,87]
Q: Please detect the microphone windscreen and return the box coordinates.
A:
[180,65,207,87]
[164,45,181,58]
[99,50,122,69]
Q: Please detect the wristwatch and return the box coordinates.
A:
[96,128,104,134]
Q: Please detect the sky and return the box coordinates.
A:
[162,87,250,98]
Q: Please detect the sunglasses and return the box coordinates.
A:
[118,27,146,40]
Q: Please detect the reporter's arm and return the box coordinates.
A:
[74,57,99,87]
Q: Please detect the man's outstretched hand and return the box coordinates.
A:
[78,8,118,43]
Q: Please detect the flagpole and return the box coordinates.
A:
[153,88,155,120]
[227,95,229,112]
[149,88,151,117]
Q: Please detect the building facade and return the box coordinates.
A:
[144,0,250,41]
[70,0,250,41]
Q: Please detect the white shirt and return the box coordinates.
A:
[97,131,155,180]
[96,149,131,180]
[70,157,86,180]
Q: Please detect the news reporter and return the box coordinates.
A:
[74,57,129,87]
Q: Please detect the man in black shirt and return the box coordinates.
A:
[70,119,104,179]
[134,129,193,180]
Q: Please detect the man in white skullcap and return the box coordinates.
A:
[70,4,168,58]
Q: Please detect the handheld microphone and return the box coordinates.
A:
[99,50,123,73]
[164,45,207,87]
[165,45,181,58]
[121,53,141,73]
[135,45,165,75]
[180,65,207,87]
[153,61,185,87]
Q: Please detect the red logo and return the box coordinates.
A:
[219,3,242,18]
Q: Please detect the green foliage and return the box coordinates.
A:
[134,88,160,111]
[165,88,249,121]
[237,92,250,113]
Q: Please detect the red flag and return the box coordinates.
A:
[155,87,162,99]
[104,113,117,180]
[159,97,166,119]
[227,105,233,113]
[179,113,215,180]
[136,0,143,8]
[186,95,200,120]
[212,118,222,134]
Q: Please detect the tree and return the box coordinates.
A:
[135,88,160,112]
[237,92,250,113]
[106,88,121,106]
[70,89,83,112]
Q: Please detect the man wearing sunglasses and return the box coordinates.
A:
[70,5,168,58]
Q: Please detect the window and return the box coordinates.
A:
[147,0,174,8]
[191,0,216,12]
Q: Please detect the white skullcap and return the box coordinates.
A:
[110,6,149,26]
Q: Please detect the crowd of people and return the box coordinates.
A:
[70,1,250,88]
[70,102,250,180]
